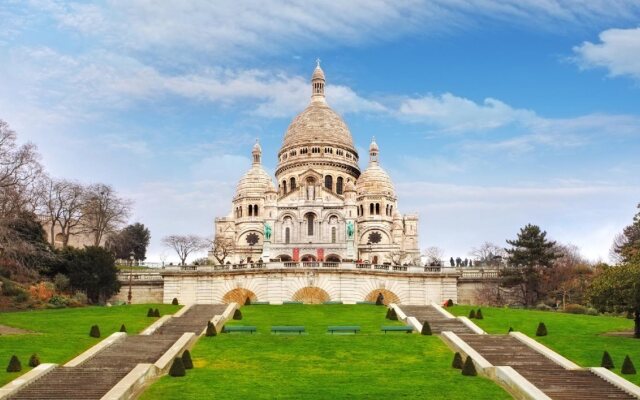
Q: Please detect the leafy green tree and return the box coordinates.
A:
[66,246,120,304]
[502,224,558,306]
[588,263,640,338]
[106,222,151,263]
[612,204,640,264]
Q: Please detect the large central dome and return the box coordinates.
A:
[276,63,360,180]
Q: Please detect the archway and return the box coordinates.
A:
[222,288,257,305]
[278,254,292,261]
[365,289,400,305]
[292,287,330,304]
[301,254,316,262]
[325,254,341,262]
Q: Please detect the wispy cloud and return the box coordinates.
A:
[573,27,640,81]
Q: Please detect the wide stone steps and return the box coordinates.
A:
[8,304,227,400]
[400,305,474,334]
[456,334,635,400]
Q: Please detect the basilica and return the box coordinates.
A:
[210,63,419,265]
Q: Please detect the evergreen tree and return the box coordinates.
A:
[153,308,160,317]
[452,352,463,369]
[182,350,193,370]
[421,321,432,335]
[244,297,251,306]
[461,356,477,376]
[147,308,154,317]
[508,327,514,333]
[622,355,636,374]
[601,351,614,369]
[119,324,127,333]
[89,325,101,338]
[6,355,21,372]
[387,308,398,320]
[172,298,179,305]
[536,322,547,337]
[446,299,454,307]
[502,224,558,306]
[65,247,120,304]
[28,353,40,367]
[233,309,242,320]
[612,204,640,264]
[476,309,484,319]
[468,309,476,319]
[375,293,384,305]
[205,321,217,337]
[169,357,186,377]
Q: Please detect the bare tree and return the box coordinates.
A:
[162,235,209,266]
[470,241,506,266]
[387,250,409,266]
[37,177,86,247]
[212,236,234,265]
[423,246,444,266]
[82,183,132,246]
[545,243,593,308]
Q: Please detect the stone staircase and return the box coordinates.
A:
[401,305,474,334]
[457,334,635,400]
[8,304,226,400]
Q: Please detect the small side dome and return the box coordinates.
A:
[356,164,395,197]
[235,164,274,199]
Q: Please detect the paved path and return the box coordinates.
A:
[9,304,226,400]
[399,305,636,400]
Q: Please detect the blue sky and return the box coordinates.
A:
[1,1,639,262]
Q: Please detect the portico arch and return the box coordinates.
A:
[222,288,257,305]
[365,289,400,305]
[292,287,330,304]
[325,254,341,262]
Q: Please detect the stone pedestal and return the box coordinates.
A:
[261,240,271,262]
[346,240,355,260]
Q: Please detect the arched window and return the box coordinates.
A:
[376,203,380,215]
[336,177,343,194]
[239,207,242,217]
[285,227,290,244]
[390,206,393,216]
[360,205,363,216]
[306,213,315,236]
[370,203,374,215]
[254,205,259,216]
[324,175,333,191]
[331,227,336,243]
[290,177,296,191]
[282,180,287,193]
[248,205,253,217]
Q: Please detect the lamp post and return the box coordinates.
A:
[127,251,135,304]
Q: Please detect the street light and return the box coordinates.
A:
[127,251,135,305]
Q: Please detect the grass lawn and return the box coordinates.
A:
[449,305,640,385]
[0,303,180,386]
[141,305,510,400]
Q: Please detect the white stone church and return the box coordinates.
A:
[210,63,420,266]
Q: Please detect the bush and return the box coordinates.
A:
[386,308,397,320]
[476,309,483,320]
[508,327,514,333]
[28,353,40,367]
[233,309,242,320]
[120,324,127,333]
[601,351,614,369]
[622,355,636,375]
[421,321,432,335]
[153,308,160,317]
[54,273,70,292]
[446,299,454,307]
[14,291,30,303]
[564,304,587,314]
[169,357,186,377]
[89,325,101,338]
[2,280,23,296]
[535,303,553,311]
[172,297,179,305]
[182,350,193,370]
[48,295,69,308]
[461,356,477,376]
[205,321,217,337]
[452,352,463,369]
[585,308,599,316]
[375,293,384,306]
[6,355,21,372]
[535,322,547,337]
[244,297,251,306]
[468,309,476,319]
[71,292,88,306]
[147,308,154,317]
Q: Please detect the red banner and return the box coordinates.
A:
[317,248,324,261]
[293,248,300,262]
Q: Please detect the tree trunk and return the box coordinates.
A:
[635,309,640,339]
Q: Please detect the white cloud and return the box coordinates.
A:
[573,27,640,81]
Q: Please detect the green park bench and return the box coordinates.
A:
[381,325,414,334]
[223,326,257,334]
[323,301,343,304]
[271,326,305,334]
[327,326,360,334]
[252,301,270,305]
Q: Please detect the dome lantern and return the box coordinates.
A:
[252,139,262,164]
[369,137,379,164]
[311,58,326,102]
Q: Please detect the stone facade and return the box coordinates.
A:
[210,63,419,265]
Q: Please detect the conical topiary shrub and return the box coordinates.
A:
[421,321,432,335]
[452,352,463,369]
[461,356,477,376]
[476,309,484,320]
[244,297,251,306]
[205,321,217,337]
[89,325,101,338]
[182,350,193,370]
[6,355,21,372]
[147,308,154,317]
[468,309,476,319]
[172,297,179,305]
[28,353,40,367]
[622,355,636,375]
[601,351,614,369]
[535,322,547,337]
[446,299,454,307]
[387,308,398,320]
[233,309,242,320]
[120,324,127,333]
[375,293,384,306]
[169,357,186,377]
[153,308,160,317]
[508,327,514,333]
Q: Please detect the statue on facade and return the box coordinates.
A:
[346,221,354,239]
[264,222,272,241]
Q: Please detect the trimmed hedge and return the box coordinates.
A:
[468,309,476,319]
[233,309,242,320]
[169,357,186,377]
[182,350,193,370]
[386,308,398,321]
[6,355,21,372]
[452,352,463,369]
[446,299,454,307]
[421,321,432,335]
[28,353,40,368]
[205,321,217,337]
[245,297,252,306]
[147,308,154,317]
[622,355,636,375]
[475,309,483,320]
[120,324,127,333]
[89,325,101,338]
[601,351,614,369]
[461,356,477,376]
[172,297,179,305]
[535,322,547,337]
[153,308,160,317]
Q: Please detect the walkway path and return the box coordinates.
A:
[8,304,226,400]
[399,305,636,400]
